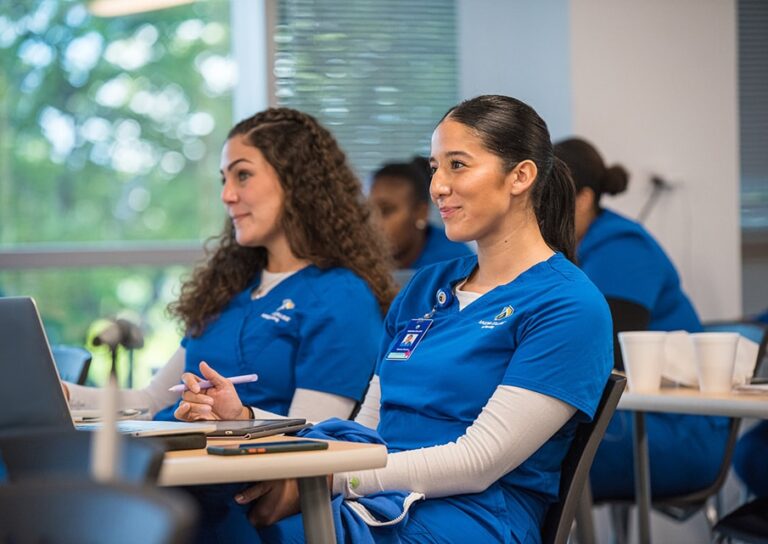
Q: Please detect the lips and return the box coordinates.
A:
[438,206,460,219]
[230,212,249,223]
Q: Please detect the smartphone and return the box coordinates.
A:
[207,439,329,456]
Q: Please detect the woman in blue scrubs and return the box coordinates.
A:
[194,95,614,543]
[554,137,730,500]
[67,108,396,425]
[369,158,473,270]
[733,307,768,498]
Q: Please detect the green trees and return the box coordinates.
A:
[0,0,233,386]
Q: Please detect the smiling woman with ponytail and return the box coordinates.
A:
[215,96,613,543]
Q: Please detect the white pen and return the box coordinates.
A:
[168,373,259,393]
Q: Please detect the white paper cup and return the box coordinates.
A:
[692,332,739,393]
[619,331,667,392]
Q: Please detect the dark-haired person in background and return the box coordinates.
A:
[554,137,729,501]
[370,157,473,270]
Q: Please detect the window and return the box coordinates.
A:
[739,0,768,234]
[272,0,457,180]
[0,0,233,385]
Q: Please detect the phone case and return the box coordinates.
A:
[207,440,328,456]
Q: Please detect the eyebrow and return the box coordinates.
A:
[429,150,473,162]
[220,158,253,173]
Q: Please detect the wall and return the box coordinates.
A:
[456,0,572,140]
[457,0,741,321]
[570,0,741,321]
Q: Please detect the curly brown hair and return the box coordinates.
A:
[169,108,397,335]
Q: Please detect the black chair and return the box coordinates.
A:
[0,428,165,484]
[51,344,93,385]
[713,497,768,544]
[541,373,627,544]
[0,479,197,544]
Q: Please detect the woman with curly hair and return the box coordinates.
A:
[65,107,396,427]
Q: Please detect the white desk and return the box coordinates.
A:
[160,436,387,544]
[616,387,768,544]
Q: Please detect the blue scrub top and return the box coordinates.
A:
[377,253,613,509]
[578,209,702,332]
[410,225,474,269]
[155,266,383,421]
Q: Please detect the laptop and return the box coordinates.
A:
[0,296,218,438]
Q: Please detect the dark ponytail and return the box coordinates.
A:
[553,137,629,212]
[533,157,576,261]
[442,95,577,260]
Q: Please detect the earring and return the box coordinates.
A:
[415,219,427,230]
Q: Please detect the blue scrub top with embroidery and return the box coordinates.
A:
[376,253,613,507]
[155,266,383,421]
[578,209,702,332]
[410,225,474,270]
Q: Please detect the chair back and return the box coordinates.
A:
[51,344,92,385]
[541,373,626,544]
[0,429,164,484]
[0,479,197,544]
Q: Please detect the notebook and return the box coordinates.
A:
[0,296,215,438]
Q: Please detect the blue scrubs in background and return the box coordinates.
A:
[733,421,768,497]
[580,210,730,499]
[269,254,613,543]
[409,225,474,270]
[155,265,383,420]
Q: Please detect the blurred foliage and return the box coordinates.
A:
[0,0,232,385]
[0,0,232,246]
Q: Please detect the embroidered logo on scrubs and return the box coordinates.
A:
[477,305,514,329]
[261,299,296,323]
[494,306,514,320]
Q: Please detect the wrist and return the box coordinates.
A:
[239,405,254,420]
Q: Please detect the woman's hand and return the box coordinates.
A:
[235,479,302,527]
[174,361,250,421]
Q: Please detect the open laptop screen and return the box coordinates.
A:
[0,297,74,434]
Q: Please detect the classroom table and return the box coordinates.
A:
[160,435,388,544]
[616,386,768,544]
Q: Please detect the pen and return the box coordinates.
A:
[168,373,259,393]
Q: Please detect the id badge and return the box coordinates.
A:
[385,318,433,361]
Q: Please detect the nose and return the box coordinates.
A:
[221,177,237,204]
[429,168,450,202]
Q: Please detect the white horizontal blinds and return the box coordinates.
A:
[739,0,768,231]
[272,0,457,181]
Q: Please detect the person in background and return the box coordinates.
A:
[185,95,613,542]
[65,107,396,426]
[369,157,473,270]
[554,137,730,500]
[733,421,768,498]
[732,307,768,498]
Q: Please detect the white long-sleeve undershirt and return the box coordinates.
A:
[334,379,576,499]
[331,280,577,498]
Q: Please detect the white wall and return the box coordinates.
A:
[570,0,741,321]
[457,0,572,140]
